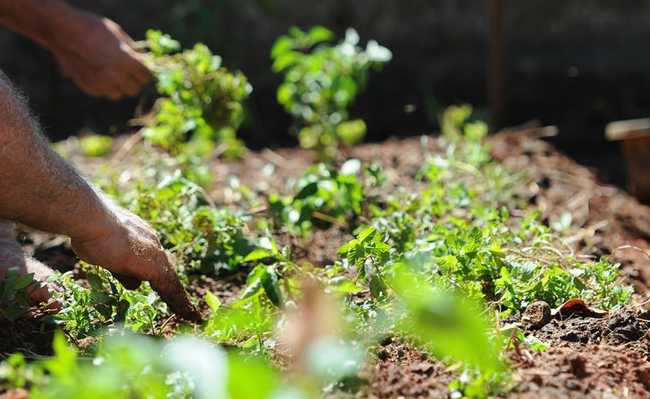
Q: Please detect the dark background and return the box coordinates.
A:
[1,0,650,184]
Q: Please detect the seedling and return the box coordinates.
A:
[272,26,391,159]
[143,30,252,159]
[52,264,168,338]
[127,175,255,275]
[269,161,366,235]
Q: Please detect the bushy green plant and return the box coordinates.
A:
[127,175,255,275]
[438,104,491,167]
[269,160,366,235]
[52,264,168,338]
[335,106,631,318]
[333,105,630,396]
[143,30,252,159]
[272,26,392,158]
[387,264,508,397]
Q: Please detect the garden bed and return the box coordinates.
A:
[2,128,650,398]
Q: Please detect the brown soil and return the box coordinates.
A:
[5,132,650,397]
[360,338,454,399]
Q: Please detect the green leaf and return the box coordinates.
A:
[205,291,222,314]
[12,273,36,291]
[277,83,295,105]
[241,265,267,299]
[244,248,275,263]
[227,355,279,399]
[340,158,362,176]
[366,40,393,63]
[357,226,377,242]
[336,119,366,146]
[306,26,334,44]
[260,266,283,307]
[271,36,294,58]
[294,182,319,200]
[272,51,300,72]
[337,238,358,255]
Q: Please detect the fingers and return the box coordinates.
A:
[26,282,50,305]
[116,71,146,98]
[109,50,152,97]
[111,272,141,290]
[93,64,149,99]
[149,252,202,323]
[69,207,201,323]
[52,44,150,99]
[18,257,61,313]
[54,51,108,98]
[124,50,153,86]
[23,258,57,307]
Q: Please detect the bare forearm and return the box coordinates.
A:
[0,0,73,47]
[0,0,99,57]
[0,78,113,239]
[0,0,151,100]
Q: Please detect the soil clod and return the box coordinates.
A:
[566,353,588,379]
[523,301,552,329]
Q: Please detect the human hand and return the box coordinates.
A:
[0,220,56,308]
[45,12,151,99]
[70,206,201,322]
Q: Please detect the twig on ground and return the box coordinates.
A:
[111,132,144,164]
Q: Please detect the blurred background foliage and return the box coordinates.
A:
[1,0,650,167]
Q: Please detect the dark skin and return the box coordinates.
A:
[0,1,201,321]
[0,0,151,99]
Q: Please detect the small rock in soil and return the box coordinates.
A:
[605,309,648,344]
[566,353,589,379]
[410,362,434,376]
[522,301,552,329]
[530,373,544,386]
[560,328,591,344]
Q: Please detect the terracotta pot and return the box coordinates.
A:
[606,118,650,202]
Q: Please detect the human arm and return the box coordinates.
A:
[0,0,151,99]
[0,77,200,321]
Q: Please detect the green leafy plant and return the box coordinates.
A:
[269,160,366,235]
[22,332,246,399]
[204,237,297,349]
[338,226,391,299]
[52,264,168,338]
[272,26,392,158]
[388,264,508,398]
[143,30,252,159]
[128,175,255,275]
[330,105,630,396]
[203,291,277,351]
